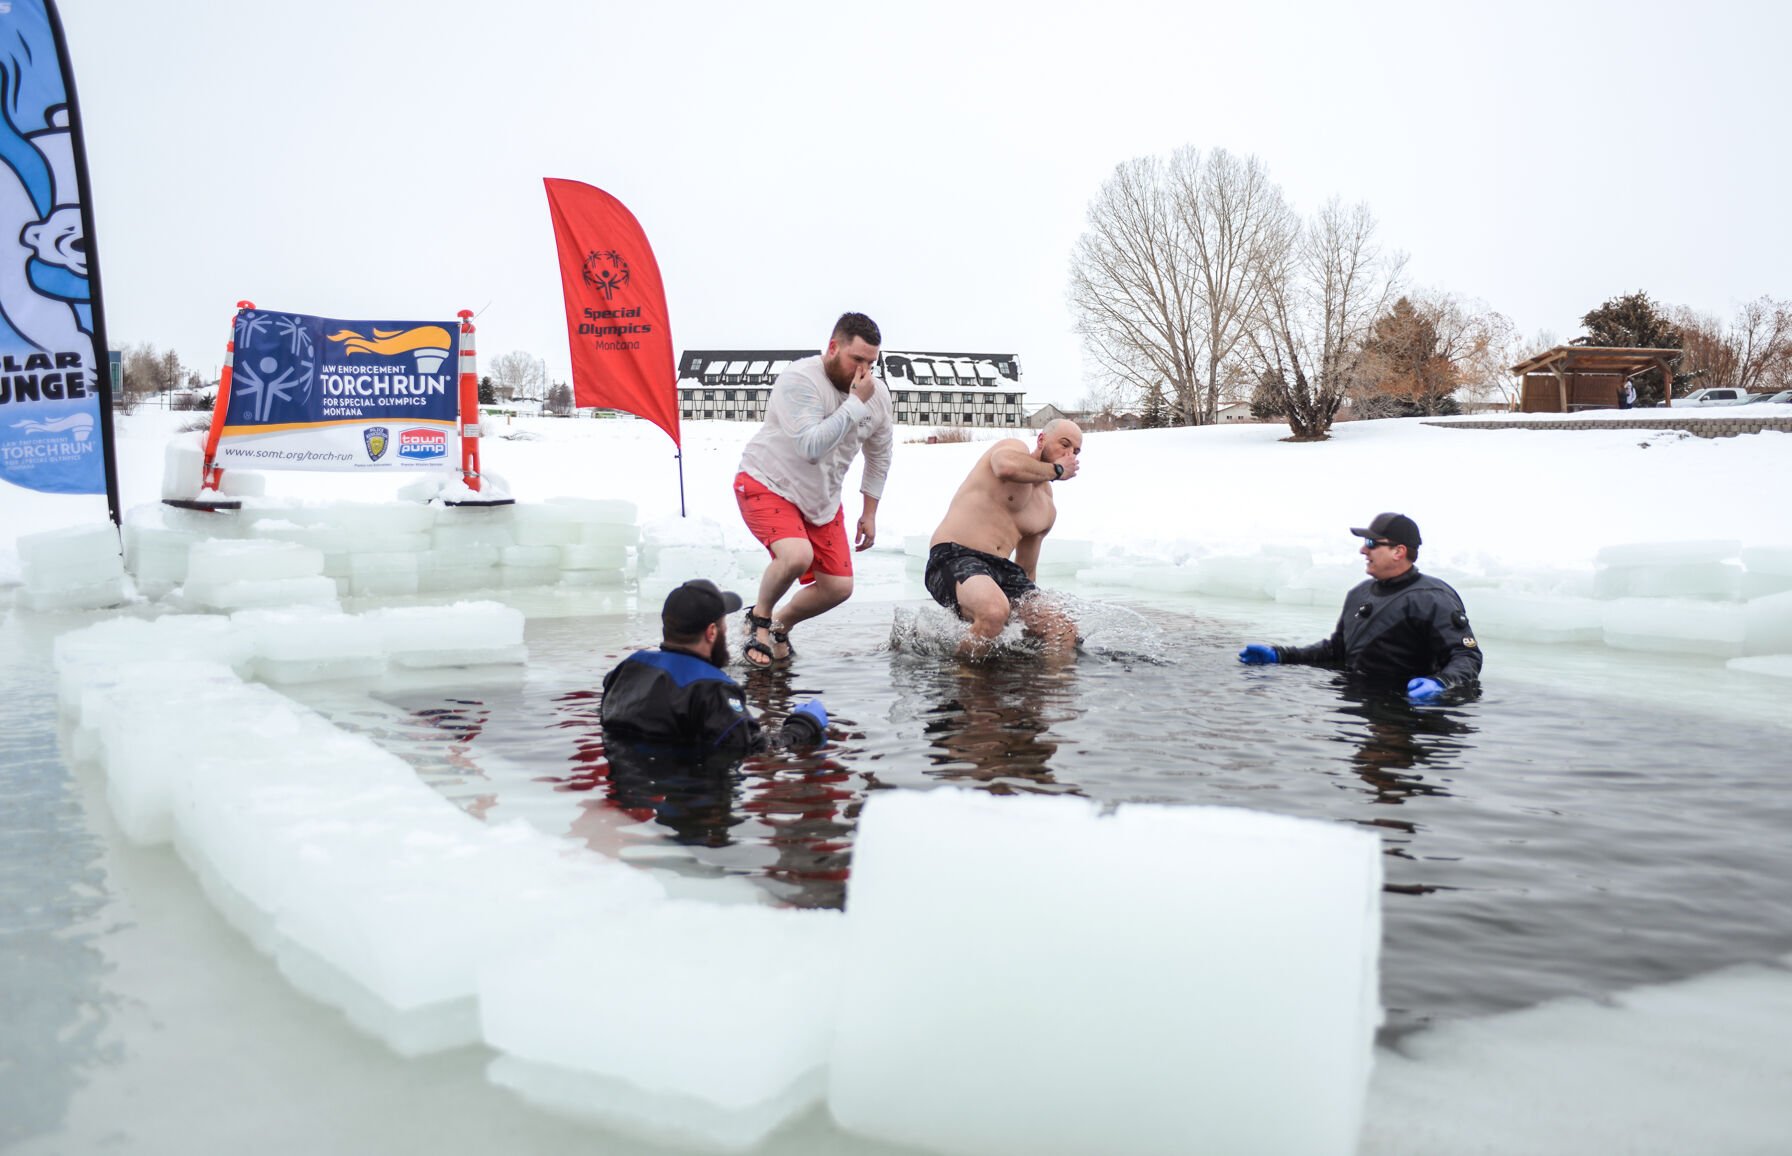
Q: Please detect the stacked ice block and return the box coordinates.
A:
[55,605,1387,1154]
[15,523,127,611]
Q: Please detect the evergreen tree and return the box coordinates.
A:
[1355,296,1459,416]
[1249,370,1287,420]
[1140,382,1170,428]
[478,375,496,406]
[1572,290,1690,404]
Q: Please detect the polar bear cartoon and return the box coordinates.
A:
[1,23,93,358]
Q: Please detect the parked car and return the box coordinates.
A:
[1743,389,1792,404]
[1677,387,1754,407]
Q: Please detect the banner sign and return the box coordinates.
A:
[545,177,680,447]
[215,308,460,471]
[0,0,114,498]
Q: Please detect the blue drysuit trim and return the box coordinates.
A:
[625,648,741,690]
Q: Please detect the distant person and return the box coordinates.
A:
[734,312,895,667]
[1237,513,1482,701]
[601,579,827,751]
[1619,379,1637,409]
[923,419,1083,658]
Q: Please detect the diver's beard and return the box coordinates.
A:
[710,634,730,668]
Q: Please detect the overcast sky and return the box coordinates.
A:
[58,0,1789,408]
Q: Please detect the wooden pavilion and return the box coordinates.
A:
[1510,346,1683,412]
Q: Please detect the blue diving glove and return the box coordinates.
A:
[1407,677,1444,702]
[1238,644,1279,665]
[779,699,829,747]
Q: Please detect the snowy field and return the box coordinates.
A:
[8,407,1791,587]
[9,410,1792,681]
[4,411,1791,1156]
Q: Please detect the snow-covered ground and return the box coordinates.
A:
[6,408,1788,588]
[9,412,1791,683]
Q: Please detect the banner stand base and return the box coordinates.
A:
[442,497,515,508]
[163,498,242,512]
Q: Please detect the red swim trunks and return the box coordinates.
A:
[733,471,852,585]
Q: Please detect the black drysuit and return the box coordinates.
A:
[1276,568,1483,688]
[599,648,820,753]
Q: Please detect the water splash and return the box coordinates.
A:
[888,595,1171,665]
[1057,594,1172,665]
[889,603,1002,658]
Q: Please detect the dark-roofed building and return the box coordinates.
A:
[676,349,1030,427]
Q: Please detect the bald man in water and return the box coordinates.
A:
[923,420,1083,657]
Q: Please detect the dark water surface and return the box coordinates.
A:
[334,600,1792,1038]
[0,614,117,1146]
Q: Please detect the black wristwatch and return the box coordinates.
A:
[1051,462,1064,480]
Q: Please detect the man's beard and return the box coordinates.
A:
[709,633,730,667]
[822,352,852,391]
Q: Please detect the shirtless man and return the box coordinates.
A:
[924,419,1083,657]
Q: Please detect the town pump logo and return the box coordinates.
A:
[327,325,455,374]
[398,427,447,461]
[363,425,390,460]
[581,249,630,300]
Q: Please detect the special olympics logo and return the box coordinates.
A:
[582,249,630,300]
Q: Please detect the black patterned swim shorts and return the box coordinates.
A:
[923,542,1037,611]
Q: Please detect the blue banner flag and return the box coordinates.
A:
[215,307,461,471]
[0,0,116,502]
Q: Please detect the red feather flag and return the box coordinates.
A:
[544,178,680,447]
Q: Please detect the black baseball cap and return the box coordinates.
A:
[1349,512,1422,549]
[661,579,744,635]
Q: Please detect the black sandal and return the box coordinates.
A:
[742,606,785,668]
[770,624,796,661]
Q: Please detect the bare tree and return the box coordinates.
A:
[1448,303,1521,410]
[1173,148,1292,423]
[1417,292,1517,411]
[1248,199,1405,439]
[1074,388,1124,430]
[490,350,547,401]
[1068,154,1205,424]
[158,349,184,392]
[118,342,181,411]
[1674,296,1792,392]
[1734,297,1792,391]
[1068,148,1291,426]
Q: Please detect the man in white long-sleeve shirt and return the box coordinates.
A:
[733,312,894,668]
